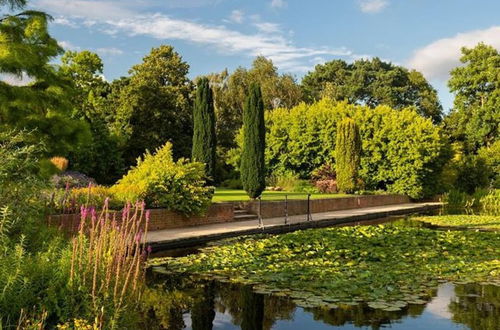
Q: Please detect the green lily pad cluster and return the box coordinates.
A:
[150,223,500,311]
[413,215,500,230]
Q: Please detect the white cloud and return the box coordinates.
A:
[270,0,286,8]
[58,40,81,51]
[53,16,78,28]
[36,0,362,72]
[359,0,388,13]
[408,26,500,80]
[96,47,124,56]
[229,9,244,23]
[254,22,281,34]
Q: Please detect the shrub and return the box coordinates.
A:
[110,142,213,215]
[454,155,490,194]
[479,189,500,215]
[314,180,337,193]
[221,178,243,189]
[310,164,337,193]
[51,171,97,189]
[477,141,500,188]
[50,156,69,172]
[263,100,447,198]
[335,118,361,193]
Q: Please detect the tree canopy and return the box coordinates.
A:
[0,5,88,155]
[302,58,443,123]
[207,57,302,151]
[112,45,193,166]
[446,43,500,152]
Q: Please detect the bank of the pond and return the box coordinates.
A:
[414,214,500,230]
[150,221,500,312]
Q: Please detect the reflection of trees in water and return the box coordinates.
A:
[141,274,193,329]
[216,283,295,330]
[308,303,425,330]
[191,282,216,330]
[449,284,500,330]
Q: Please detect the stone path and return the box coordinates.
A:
[146,202,442,250]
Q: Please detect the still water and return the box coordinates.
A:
[144,273,499,330]
[144,215,499,330]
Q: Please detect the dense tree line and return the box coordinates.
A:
[1,0,498,195]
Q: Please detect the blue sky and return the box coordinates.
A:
[29,0,500,110]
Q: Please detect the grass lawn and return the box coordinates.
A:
[212,187,350,202]
[413,215,500,230]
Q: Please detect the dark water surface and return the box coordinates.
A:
[145,215,500,329]
[144,274,499,330]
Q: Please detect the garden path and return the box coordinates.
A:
[146,202,442,251]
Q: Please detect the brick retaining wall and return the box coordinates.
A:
[240,194,410,219]
[47,202,234,234]
[48,195,410,234]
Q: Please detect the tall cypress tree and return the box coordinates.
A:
[335,117,361,193]
[240,83,266,198]
[192,77,217,184]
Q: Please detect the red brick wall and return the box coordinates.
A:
[47,203,234,234]
[242,195,410,219]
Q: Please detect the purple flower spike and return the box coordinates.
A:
[145,210,151,223]
[147,246,152,254]
[81,206,88,220]
[135,229,143,243]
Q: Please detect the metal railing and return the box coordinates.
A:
[256,193,313,228]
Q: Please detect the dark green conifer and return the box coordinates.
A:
[240,83,266,198]
[192,77,217,184]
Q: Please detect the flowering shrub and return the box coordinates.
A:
[110,142,213,215]
[51,171,96,189]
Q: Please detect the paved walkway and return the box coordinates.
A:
[146,202,442,250]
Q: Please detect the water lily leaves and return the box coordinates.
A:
[150,219,500,309]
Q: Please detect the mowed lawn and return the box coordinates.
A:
[212,188,350,202]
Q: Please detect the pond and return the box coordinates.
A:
[144,216,500,329]
[144,273,499,329]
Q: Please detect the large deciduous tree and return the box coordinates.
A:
[60,50,124,183]
[241,83,266,198]
[207,56,302,151]
[335,118,361,193]
[192,77,217,184]
[446,43,500,152]
[113,45,193,167]
[0,3,88,155]
[301,58,443,123]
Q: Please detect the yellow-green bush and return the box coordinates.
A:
[110,142,213,215]
[260,99,448,198]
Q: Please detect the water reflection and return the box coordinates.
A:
[142,273,499,329]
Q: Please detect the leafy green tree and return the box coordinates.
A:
[192,77,217,184]
[446,43,500,152]
[240,83,266,198]
[0,3,88,155]
[262,99,447,198]
[60,50,124,183]
[335,118,361,193]
[113,45,193,167]
[207,57,302,151]
[302,58,443,123]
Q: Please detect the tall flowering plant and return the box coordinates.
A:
[68,199,151,328]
